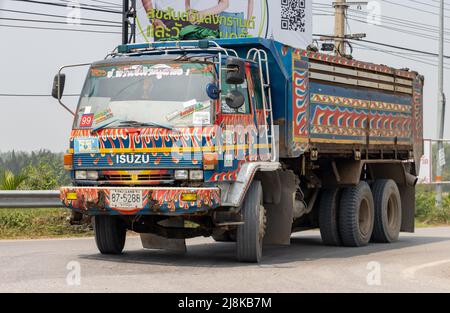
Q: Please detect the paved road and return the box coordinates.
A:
[1,227,450,292]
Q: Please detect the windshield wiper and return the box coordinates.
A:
[91,119,122,133]
[91,119,173,133]
[123,121,173,130]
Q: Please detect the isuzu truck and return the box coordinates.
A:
[54,38,423,263]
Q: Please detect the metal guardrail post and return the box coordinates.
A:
[0,191,63,209]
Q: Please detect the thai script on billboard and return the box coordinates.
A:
[136,0,312,49]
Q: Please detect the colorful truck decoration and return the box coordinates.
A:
[54,38,423,263]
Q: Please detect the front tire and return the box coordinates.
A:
[236,180,265,263]
[339,182,375,247]
[371,179,402,243]
[94,215,126,255]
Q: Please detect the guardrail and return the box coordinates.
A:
[0,191,62,209]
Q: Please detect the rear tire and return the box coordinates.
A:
[339,182,374,247]
[371,179,402,243]
[236,180,265,263]
[94,215,126,255]
[319,188,341,246]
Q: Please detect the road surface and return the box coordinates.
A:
[1,227,450,292]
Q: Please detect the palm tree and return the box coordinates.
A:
[0,170,27,190]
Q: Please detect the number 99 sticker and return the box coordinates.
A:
[79,114,94,128]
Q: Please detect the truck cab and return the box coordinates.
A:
[57,40,278,262]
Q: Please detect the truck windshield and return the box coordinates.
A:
[74,62,216,129]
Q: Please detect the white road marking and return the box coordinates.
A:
[402,259,450,279]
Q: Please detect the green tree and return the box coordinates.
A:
[0,170,27,190]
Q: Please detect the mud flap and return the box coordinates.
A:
[399,185,416,233]
[140,234,187,253]
[263,170,297,245]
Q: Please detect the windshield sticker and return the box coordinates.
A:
[74,137,99,154]
[193,112,211,126]
[94,108,114,125]
[79,114,94,128]
[183,99,197,108]
[91,68,107,77]
[106,64,184,80]
[166,101,211,122]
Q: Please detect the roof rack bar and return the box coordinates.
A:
[116,40,238,57]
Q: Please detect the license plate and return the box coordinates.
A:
[109,189,143,209]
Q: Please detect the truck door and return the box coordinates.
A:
[248,64,270,161]
[218,63,255,168]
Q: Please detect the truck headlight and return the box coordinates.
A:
[174,170,189,180]
[86,171,99,180]
[189,170,204,181]
[75,171,87,180]
[75,171,98,180]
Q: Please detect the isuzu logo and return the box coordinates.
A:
[116,154,151,164]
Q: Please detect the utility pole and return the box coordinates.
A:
[332,1,367,56]
[122,0,137,45]
[436,0,446,207]
[334,0,348,56]
[122,0,129,45]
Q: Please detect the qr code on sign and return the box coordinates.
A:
[281,0,306,32]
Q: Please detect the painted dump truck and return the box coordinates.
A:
[55,38,423,263]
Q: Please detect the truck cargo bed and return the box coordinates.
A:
[217,38,424,164]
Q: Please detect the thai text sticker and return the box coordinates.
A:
[193,112,210,125]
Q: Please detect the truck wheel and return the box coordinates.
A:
[339,182,374,247]
[94,215,126,255]
[237,180,266,263]
[319,188,341,246]
[371,179,402,243]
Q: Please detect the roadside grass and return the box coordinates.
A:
[0,208,93,240]
[415,189,450,226]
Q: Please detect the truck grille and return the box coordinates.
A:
[102,171,174,183]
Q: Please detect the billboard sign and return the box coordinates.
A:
[418,140,432,184]
[136,0,312,49]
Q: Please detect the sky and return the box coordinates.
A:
[0,0,449,152]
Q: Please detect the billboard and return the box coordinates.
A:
[136,0,312,49]
[418,140,432,184]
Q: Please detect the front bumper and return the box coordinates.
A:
[60,186,221,215]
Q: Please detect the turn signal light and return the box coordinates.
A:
[64,153,73,170]
[66,192,77,200]
[182,193,197,202]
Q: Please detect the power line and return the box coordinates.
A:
[345,16,450,43]
[379,0,450,18]
[345,7,450,34]
[0,8,121,24]
[88,0,121,7]
[9,0,122,14]
[0,94,80,97]
[313,6,450,36]
[56,0,121,10]
[0,17,121,28]
[405,0,450,12]
[0,23,121,34]
[352,42,450,70]
[313,34,450,59]
[312,7,450,44]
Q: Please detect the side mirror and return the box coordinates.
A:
[225,90,245,109]
[225,58,245,85]
[52,73,66,99]
[206,83,220,100]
